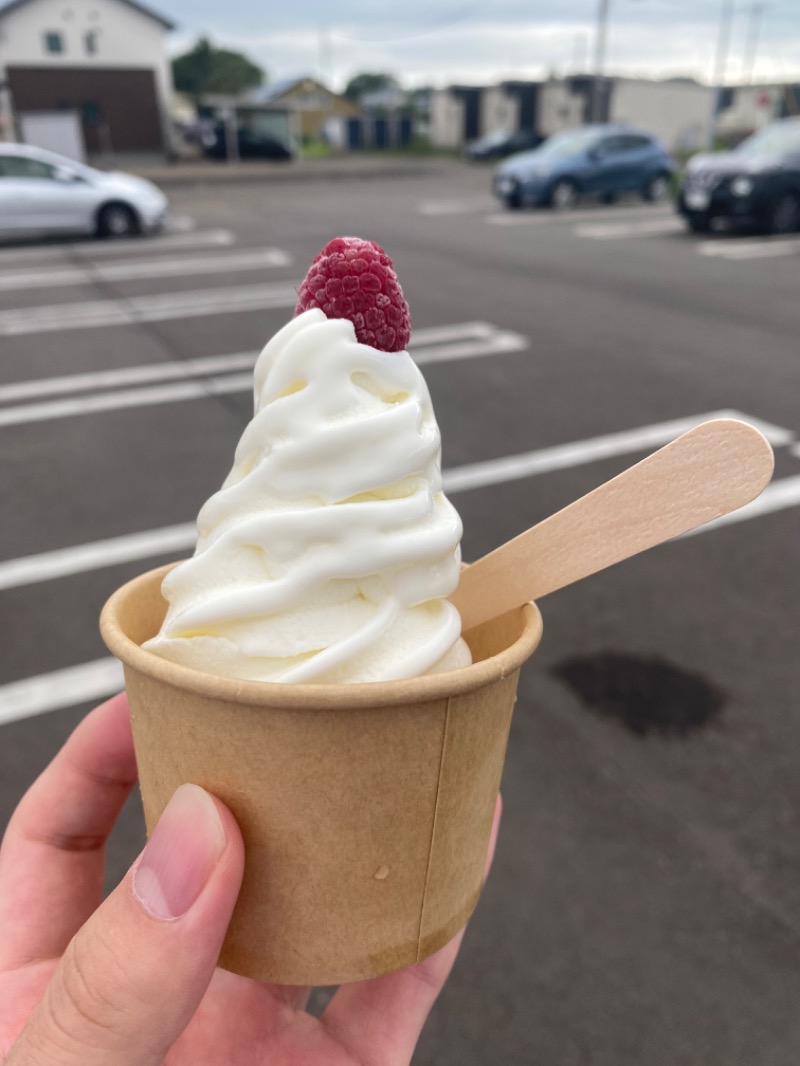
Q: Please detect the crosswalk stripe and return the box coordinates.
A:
[0,248,292,292]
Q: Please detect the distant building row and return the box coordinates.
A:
[429,77,800,153]
[2,0,798,165]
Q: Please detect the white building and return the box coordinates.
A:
[610,78,712,152]
[0,0,175,161]
[428,76,794,153]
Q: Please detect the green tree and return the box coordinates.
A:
[343,72,401,101]
[172,37,265,98]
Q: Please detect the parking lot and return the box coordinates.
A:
[2,160,799,1065]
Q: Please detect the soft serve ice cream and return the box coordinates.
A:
[144,237,471,683]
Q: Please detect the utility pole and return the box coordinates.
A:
[708,0,736,149]
[591,0,610,123]
[741,2,765,85]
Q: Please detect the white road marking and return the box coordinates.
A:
[0,248,292,292]
[0,322,518,404]
[0,351,260,404]
[419,197,495,216]
[0,281,298,336]
[0,659,124,726]
[0,325,528,426]
[485,205,671,227]
[0,523,196,591]
[4,467,800,724]
[442,410,794,494]
[0,408,791,594]
[0,229,235,264]
[698,237,800,260]
[682,473,800,535]
[573,218,685,240]
[165,214,197,233]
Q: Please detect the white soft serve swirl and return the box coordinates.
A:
[144,308,471,683]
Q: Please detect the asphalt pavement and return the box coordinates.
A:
[2,161,800,1065]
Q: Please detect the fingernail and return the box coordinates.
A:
[133,784,226,921]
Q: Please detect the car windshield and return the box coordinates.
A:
[735,123,800,160]
[535,129,603,158]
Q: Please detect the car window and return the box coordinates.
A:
[621,135,652,151]
[595,136,624,154]
[736,122,800,160]
[0,156,57,179]
[600,135,644,154]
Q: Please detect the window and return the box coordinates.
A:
[84,30,98,55]
[0,156,57,179]
[44,31,64,53]
[620,134,652,151]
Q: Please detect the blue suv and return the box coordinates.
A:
[493,124,676,210]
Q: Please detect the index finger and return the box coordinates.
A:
[0,693,137,970]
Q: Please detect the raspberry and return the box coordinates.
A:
[294,237,411,352]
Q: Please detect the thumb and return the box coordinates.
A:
[8,784,244,1066]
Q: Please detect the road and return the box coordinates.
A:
[2,161,799,1065]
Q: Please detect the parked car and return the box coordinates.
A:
[678,117,800,234]
[465,128,543,161]
[204,125,296,162]
[492,124,676,210]
[0,143,167,239]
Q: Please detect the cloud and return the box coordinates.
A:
[172,14,800,89]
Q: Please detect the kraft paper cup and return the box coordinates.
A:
[100,563,542,985]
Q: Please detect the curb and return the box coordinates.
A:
[132,158,457,189]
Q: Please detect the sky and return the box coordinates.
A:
[159,1,800,89]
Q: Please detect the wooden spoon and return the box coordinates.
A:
[451,418,774,632]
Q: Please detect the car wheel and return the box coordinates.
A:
[766,192,800,235]
[687,216,711,233]
[502,182,523,210]
[97,202,140,238]
[550,179,578,210]
[643,173,671,203]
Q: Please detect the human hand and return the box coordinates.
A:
[0,693,501,1065]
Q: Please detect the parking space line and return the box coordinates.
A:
[0,352,259,403]
[0,325,528,426]
[4,465,800,724]
[443,410,794,494]
[0,323,508,405]
[0,523,196,591]
[0,281,299,336]
[683,473,800,535]
[419,197,496,216]
[698,237,800,260]
[0,659,124,726]
[0,408,791,592]
[0,229,235,264]
[0,248,292,292]
[485,205,671,227]
[573,218,685,240]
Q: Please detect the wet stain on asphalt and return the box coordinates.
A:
[551,652,726,738]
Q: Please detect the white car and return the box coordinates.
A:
[0,143,168,239]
